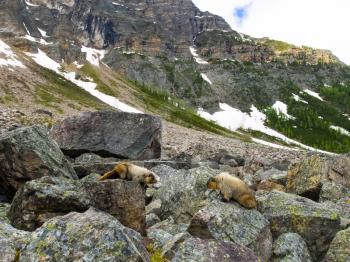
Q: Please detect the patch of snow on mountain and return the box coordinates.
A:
[81,46,105,66]
[38,28,47,37]
[25,0,39,7]
[198,103,335,154]
[272,101,295,119]
[0,40,25,68]
[330,125,350,137]
[189,46,208,64]
[303,89,324,101]
[201,73,212,85]
[26,49,142,113]
[292,93,308,104]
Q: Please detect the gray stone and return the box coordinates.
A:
[0,125,78,199]
[0,203,10,224]
[8,176,146,234]
[256,190,342,261]
[188,199,272,261]
[162,232,192,260]
[271,233,312,262]
[319,182,350,202]
[172,238,260,262]
[146,199,162,216]
[323,227,350,262]
[51,111,162,160]
[19,208,150,262]
[153,166,219,222]
[327,155,350,188]
[146,213,161,228]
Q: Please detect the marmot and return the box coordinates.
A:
[207,172,257,209]
[99,163,160,185]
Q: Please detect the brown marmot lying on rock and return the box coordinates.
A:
[99,163,160,186]
[207,172,257,209]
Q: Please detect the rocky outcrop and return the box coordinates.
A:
[8,176,146,234]
[287,155,328,200]
[0,125,77,198]
[188,199,272,261]
[51,111,162,160]
[172,238,260,262]
[323,227,350,262]
[256,191,341,261]
[153,166,219,222]
[271,233,312,262]
[1,208,150,262]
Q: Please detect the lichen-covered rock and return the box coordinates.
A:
[8,176,146,234]
[287,155,328,200]
[188,199,272,261]
[51,111,162,160]
[146,199,162,216]
[271,233,312,262]
[0,220,29,262]
[146,213,161,228]
[327,155,350,188]
[0,125,78,198]
[153,166,219,222]
[162,232,192,260]
[172,238,260,262]
[257,191,341,261]
[319,182,350,202]
[0,203,10,223]
[323,227,350,262]
[257,180,286,192]
[19,208,150,262]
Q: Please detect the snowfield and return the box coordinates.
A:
[0,40,25,68]
[26,49,142,114]
[189,46,209,64]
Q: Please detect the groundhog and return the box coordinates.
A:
[207,172,257,209]
[99,162,160,185]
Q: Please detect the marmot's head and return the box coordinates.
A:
[207,176,219,190]
[143,172,160,185]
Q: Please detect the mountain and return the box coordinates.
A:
[1,0,350,153]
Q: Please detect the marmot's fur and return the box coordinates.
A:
[207,172,257,209]
[99,163,160,185]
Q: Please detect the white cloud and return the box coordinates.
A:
[192,0,350,64]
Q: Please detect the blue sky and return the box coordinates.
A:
[192,0,350,64]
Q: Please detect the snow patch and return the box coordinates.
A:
[26,49,142,113]
[0,40,25,68]
[292,93,308,104]
[201,73,212,85]
[198,103,335,154]
[81,46,105,66]
[272,101,294,119]
[303,89,324,101]
[189,46,208,64]
[38,28,47,37]
[330,125,350,137]
[25,0,39,7]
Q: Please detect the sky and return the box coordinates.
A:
[192,0,350,64]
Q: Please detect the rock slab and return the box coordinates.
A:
[0,125,77,198]
[8,176,146,234]
[51,111,162,159]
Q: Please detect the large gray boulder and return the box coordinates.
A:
[323,227,350,262]
[0,126,77,198]
[319,182,350,202]
[257,191,341,261]
[51,111,162,159]
[271,233,312,262]
[1,208,150,262]
[327,155,350,188]
[153,166,219,222]
[172,238,260,262]
[287,155,328,200]
[8,176,146,234]
[188,199,272,261]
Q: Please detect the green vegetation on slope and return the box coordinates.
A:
[265,84,350,153]
[30,64,109,111]
[320,83,350,114]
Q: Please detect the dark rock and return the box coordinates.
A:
[0,126,78,199]
[51,111,162,160]
[188,199,272,261]
[19,208,150,261]
[8,176,146,234]
[257,190,342,261]
[271,233,312,262]
[172,238,260,262]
